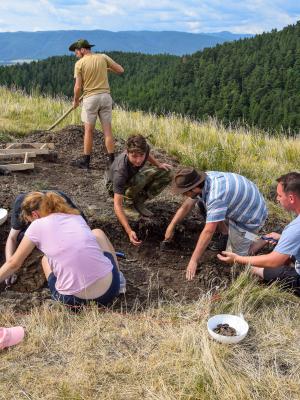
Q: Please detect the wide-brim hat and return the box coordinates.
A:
[0,326,25,350]
[69,39,95,51]
[172,167,207,194]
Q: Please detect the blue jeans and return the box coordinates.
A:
[47,252,120,307]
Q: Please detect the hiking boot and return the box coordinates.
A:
[70,155,90,169]
[105,153,115,170]
[208,234,229,252]
[133,198,154,217]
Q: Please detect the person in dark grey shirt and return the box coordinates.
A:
[107,134,172,246]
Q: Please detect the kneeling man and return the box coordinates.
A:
[218,172,300,295]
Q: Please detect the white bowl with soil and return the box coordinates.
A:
[0,208,8,225]
[207,314,249,344]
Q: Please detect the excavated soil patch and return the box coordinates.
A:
[0,126,233,312]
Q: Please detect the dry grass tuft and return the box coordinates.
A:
[0,274,299,400]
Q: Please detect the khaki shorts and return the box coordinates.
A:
[82,93,112,126]
[226,224,261,256]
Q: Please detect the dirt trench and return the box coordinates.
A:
[0,126,232,312]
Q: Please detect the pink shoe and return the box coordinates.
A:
[0,326,25,350]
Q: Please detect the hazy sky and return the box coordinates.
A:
[1,0,299,34]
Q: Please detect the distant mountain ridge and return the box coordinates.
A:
[0,29,253,60]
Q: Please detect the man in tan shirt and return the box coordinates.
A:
[69,39,124,169]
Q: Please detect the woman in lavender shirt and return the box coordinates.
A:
[0,192,122,307]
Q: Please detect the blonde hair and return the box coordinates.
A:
[21,191,80,222]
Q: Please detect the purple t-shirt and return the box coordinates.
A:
[25,213,113,295]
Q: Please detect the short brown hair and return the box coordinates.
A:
[277,172,300,197]
[126,134,148,154]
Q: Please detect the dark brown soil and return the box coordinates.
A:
[0,125,233,312]
[213,323,237,336]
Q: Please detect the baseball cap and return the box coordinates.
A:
[69,39,95,51]
[0,326,25,350]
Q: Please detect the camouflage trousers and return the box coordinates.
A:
[107,166,172,201]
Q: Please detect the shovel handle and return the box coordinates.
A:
[47,95,83,131]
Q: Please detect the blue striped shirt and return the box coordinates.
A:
[201,171,267,231]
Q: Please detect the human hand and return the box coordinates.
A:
[186,259,198,281]
[262,232,281,242]
[128,230,142,246]
[73,99,80,109]
[158,163,172,171]
[217,251,237,264]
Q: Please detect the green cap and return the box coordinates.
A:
[69,39,95,51]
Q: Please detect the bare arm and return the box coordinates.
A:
[108,62,124,74]
[147,154,172,171]
[0,236,35,283]
[114,193,141,246]
[186,221,219,280]
[5,228,20,260]
[165,198,196,240]
[73,75,82,108]
[218,250,290,268]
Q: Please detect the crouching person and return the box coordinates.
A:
[218,172,300,296]
[5,190,85,287]
[0,192,123,307]
[106,134,172,246]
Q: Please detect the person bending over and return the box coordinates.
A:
[165,168,267,280]
[218,172,300,296]
[0,192,122,307]
[5,190,84,286]
[106,134,172,246]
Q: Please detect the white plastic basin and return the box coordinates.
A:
[0,208,8,226]
[207,314,249,344]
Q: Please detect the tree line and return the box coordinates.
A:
[0,21,299,134]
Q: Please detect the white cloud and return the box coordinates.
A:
[0,0,298,33]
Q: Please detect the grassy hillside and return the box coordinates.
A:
[0,88,299,399]
[0,86,299,197]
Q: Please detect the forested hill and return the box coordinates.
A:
[0,22,299,133]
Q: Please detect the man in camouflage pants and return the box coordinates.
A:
[106,134,172,246]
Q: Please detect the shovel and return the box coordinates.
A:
[244,231,278,244]
[47,95,83,131]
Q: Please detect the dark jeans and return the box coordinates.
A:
[47,252,120,307]
[263,265,300,296]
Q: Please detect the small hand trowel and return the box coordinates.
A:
[244,231,278,244]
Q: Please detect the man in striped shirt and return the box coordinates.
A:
[164,168,267,280]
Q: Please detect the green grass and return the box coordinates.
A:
[0,86,299,399]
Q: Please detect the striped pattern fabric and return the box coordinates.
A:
[202,171,267,231]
